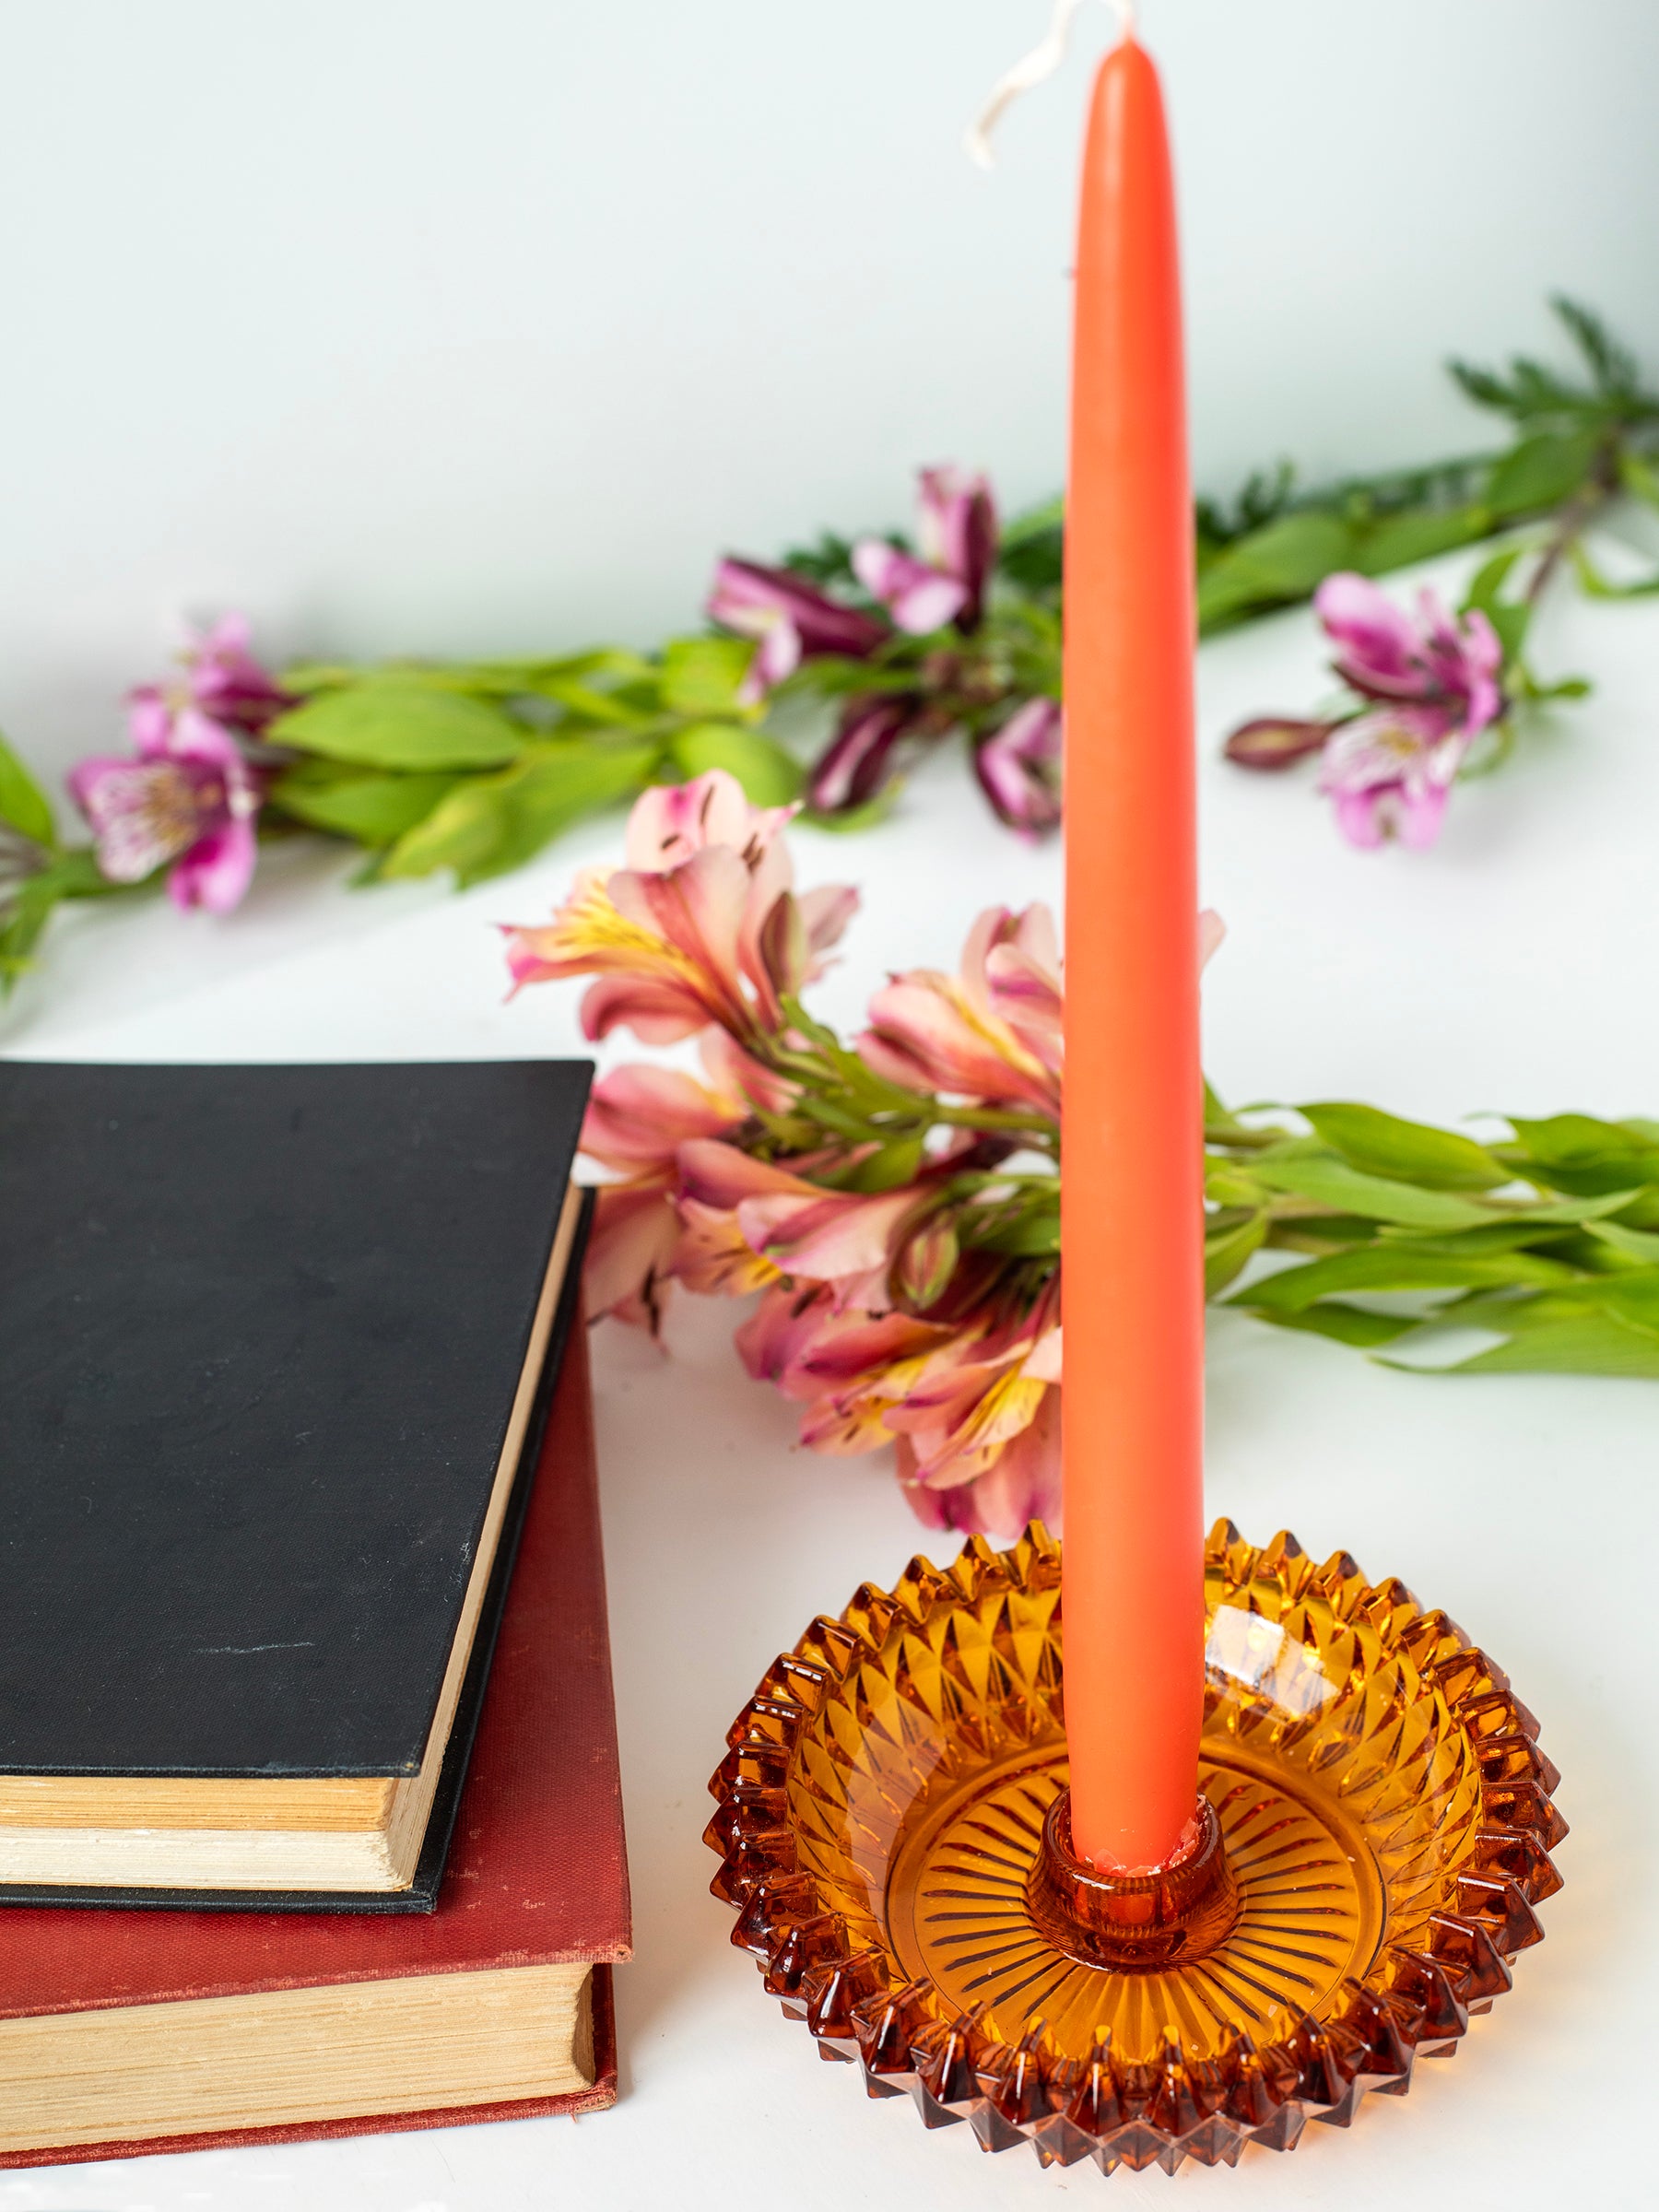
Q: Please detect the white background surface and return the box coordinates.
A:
[2,554,1656,2206]
[2,0,1658,781]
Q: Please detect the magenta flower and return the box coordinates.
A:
[705,558,887,702]
[850,465,998,636]
[1314,572,1504,733]
[127,614,291,750]
[850,541,968,635]
[70,708,263,912]
[1310,573,1506,850]
[973,697,1062,834]
[917,466,997,630]
[1317,707,1469,851]
[806,693,924,815]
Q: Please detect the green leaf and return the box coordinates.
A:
[1196,512,1359,629]
[1485,602,1533,665]
[1552,295,1641,399]
[30,847,125,900]
[1205,1210,1266,1297]
[0,883,56,988]
[1570,544,1659,601]
[1484,429,1600,519]
[1597,1276,1659,1330]
[973,1200,1060,1258]
[1588,1220,1659,1264]
[1504,1187,1646,1225]
[660,636,756,718]
[1428,1312,1659,1379]
[1502,1112,1659,1194]
[1237,1244,1575,1315]
[1248,1147,1495,1230]
[1620,451,1659,512]
[535,677,660,728]
[266,763,459,846]
[1525,674,1592,700]
[1372,1212,1599,1252]
[1245,1301,1421,1348]
[0,847,133,994]
[275,662,361,697]
[839,1137,924,1194]
[380,738,659,886]
[1299,1101,1508,1191]
[1355,504,1489,575]
[802,784,903,833]
[269,682,527,771]
[668,721,804,806]
[1463,546,1526,614]
[0,732,56,848]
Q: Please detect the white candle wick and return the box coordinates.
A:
[965,0,1135,170]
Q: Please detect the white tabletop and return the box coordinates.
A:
[3,552,1653,2209]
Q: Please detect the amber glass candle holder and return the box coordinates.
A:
[705,1520,1564,2174]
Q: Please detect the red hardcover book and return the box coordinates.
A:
[0,1309,630,2169]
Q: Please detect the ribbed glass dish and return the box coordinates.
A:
[705,1519,1564,2174]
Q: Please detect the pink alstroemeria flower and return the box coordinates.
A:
[974,698,1062,835]
[902,1389,1061,1535]
[850,465,998,636]
[888,1294,1063,1530]
[859,902,1063,1114]
[857,899,1218,1118]
[677,1138,926,1312]
[503,770,858,1044]
[706,558,886,703]
[735,1271,1062,1535]
[578,1058,750,1329]
[69,707,263,913]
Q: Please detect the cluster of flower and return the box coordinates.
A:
[503,768,1069,1535]
[707,466,1064,835]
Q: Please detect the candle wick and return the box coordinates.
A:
[965,0,1136,171]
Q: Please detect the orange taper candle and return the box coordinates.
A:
[1061,26,1205,1873]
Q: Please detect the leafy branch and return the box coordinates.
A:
[1206,1091,1659,1377]
[3,299,1658,1007]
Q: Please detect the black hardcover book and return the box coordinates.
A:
[0,1060,592,1910]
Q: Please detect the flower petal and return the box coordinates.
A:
[916,466,998,630]
[806,694,920,815]
[70,759,205,884]
[168,817,257,913]
[973,699,1062,833]
[581,1062,743,1171]
[582,1178,683,1329]
[1314,571,1424,691]
[624,770,762,873]
[1222,716,1338,770]
[706,557,887,664]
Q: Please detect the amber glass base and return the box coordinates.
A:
[706,1520,1564,2173]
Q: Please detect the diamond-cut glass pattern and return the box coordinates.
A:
[706,1519,1564,2174]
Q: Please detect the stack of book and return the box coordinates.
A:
[0,1061,629,2168]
